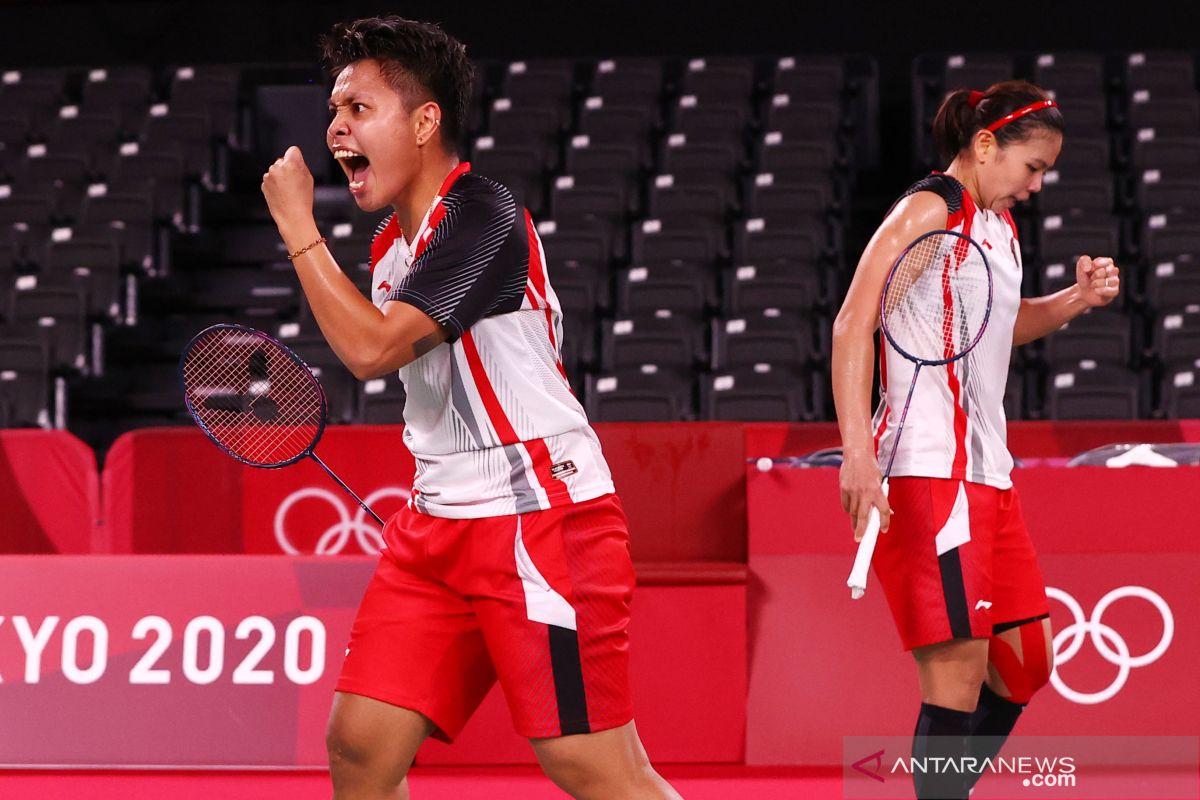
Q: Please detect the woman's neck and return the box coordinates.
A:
[943,159,987,212]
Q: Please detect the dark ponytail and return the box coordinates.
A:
[931,80,1065,166]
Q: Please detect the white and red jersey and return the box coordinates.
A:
[872,173,1022,489]
[369,162,614,518]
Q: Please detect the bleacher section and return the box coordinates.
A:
[0,51,1196,452]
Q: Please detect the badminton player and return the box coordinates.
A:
[831,81,1120,799]
[260,15,681,800]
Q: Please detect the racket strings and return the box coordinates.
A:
[201,344,318,460]
[183,329,323,466]
[882,234,991,365]
[188,343,317,464]
[185,340,309,462]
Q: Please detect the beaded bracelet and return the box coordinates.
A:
[288,236,327,260]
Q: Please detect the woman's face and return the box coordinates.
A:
[975,128,1063,212]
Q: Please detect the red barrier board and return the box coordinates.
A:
[0,431,98,554]
[101,424,747,562]
[0,556,745,767]
[742,420,1200,461]
[745,465,1200,765]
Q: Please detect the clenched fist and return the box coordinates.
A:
[1075,255,1121,308]
[262,146,316,234]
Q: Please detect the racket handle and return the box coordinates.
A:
[847,478,890,600]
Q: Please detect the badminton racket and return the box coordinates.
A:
[179,323,383,526]
[847,229,993,598]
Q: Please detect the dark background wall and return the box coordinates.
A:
[0,0,1195,83]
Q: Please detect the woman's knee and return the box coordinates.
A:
[533,723,665,799]
[326,716,376,771]
[540,756,659,800]
[325,694,430,787]
[987,619,1053,704]
[913,638,991,709]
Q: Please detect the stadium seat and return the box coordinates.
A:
[762,96,844,141]
[167,66,240,143]
[358,374,408,424]
[487,103,563,163]
[254,85,332,183]
[1039,307,1132,368]
[770,56,844,102]
[710,313,821,370]
[1123,51,1196,96]
[615,263,713,320]
[668,101,749,146]
[0,336,49,426]
[1161,367,1200,418]
[536,220,612,271]
[1043,362,1143,419]
[498,60,575,109]
[43,236,124,318]
[584,366,694,421]
[645,182,728,230]
[630,219,723,268]
[677,58,755,103]
[563,139,642,194]
[576,101,656,161]
[600,316,705,372]
[722,263,823,317]
[7,285,87,371]
[700,364,815,421]
[1154,307,1200,369]
[1031,52,1105,99]
[79,66,153,134]
[588,58,663,106]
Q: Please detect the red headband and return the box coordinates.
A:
[984,98,1058,132]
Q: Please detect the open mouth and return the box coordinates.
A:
[333,148,370,192]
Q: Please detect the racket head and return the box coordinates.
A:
[179,323,328,469]
[879,229,993,367]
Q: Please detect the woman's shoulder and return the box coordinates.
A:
[882,179,952,233]
[900,173,965,213]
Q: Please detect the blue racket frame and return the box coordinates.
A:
[879,229,994,368]
[876,228,993,477]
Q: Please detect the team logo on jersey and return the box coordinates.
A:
[377,280,392,292]
[982,239,993,250]
[550,460,578,479]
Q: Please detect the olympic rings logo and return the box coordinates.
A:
[1047,586,1174,705]
[273,486,410,555]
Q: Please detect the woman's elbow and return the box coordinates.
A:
[344,348,387,381]
[347,363,377,382]
[831,313,870,348]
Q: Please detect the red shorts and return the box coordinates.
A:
[336,493,636,741]
[873,477,1050,651]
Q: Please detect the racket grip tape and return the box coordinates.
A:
[847,478,890,599]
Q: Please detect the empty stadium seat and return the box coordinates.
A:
[358,374,408,424]
[710,313,821,370]
[700,364,815,421]
[1044,362,1143,419]
[585,366,694,421]
[600,316,705,372]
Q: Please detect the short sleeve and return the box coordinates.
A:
[384,177,528,341]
